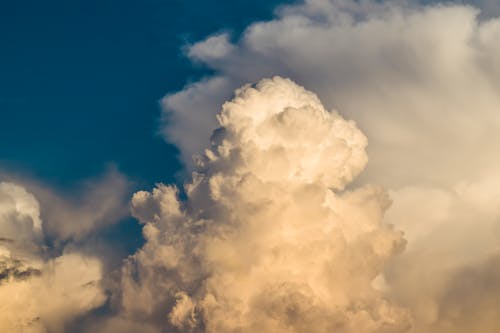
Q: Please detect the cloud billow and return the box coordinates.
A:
[4,1,500,332]
[159,1,500,331]
[115,77,411,333]
[0,182,106,333]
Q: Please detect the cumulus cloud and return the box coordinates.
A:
[0,182,106,332]
[158,0,500,332]
[116,77,411,332]
[5,0,499,332]
[0,182,42,248]
[163,0,500,188]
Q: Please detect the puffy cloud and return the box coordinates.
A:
[0,168,140,282]
[117,77,411,332]
[0,182,42,245]
[159,1,500,332]
[163,0,500,188]
[0,182,106,332]
[0,182,45,270]
[0,253,105,333]
[188,33,235,62]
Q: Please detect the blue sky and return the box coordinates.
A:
[0,0,284,188]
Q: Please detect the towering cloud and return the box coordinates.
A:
[116,77,411,332]
[160,1,500,332]
[0,182,106,332]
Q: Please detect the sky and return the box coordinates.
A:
[2,0,500,332]
[0,0,284,264]
[0,0,282,186]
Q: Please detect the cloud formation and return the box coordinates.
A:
[116,77,411,332]
[0,182,107,332]
[4,1,500,332]
[158,1,500,332]
[163,0,500,188]
[25,168,130,242]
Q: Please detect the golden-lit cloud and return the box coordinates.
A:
[113,77,411,332]
[0,182,106,332]
[158,1,500,332]
[4,1,500,332]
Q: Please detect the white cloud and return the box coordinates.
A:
[163,0,500,189]
[188,33,235,62]
[0,182,106,332]
[0,253,105,333]
[0,182,42,243]
[157,1,500,332]
[117,77,411,332]
[162,76,233,164]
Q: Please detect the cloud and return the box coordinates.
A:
[0,167,130,242]
[0,182,106,332]
[162,76,234,163]
[27,168,130,241]
[163,0,500,189]
[383,173,500,332]
[4,1,499,332]
[428,252,500,333]
[464,0,500,17]
[158,1,500,332]
[0,182,42,244]
[188,33,235,62]
[0,253,105,333]
[115,77,412,332]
